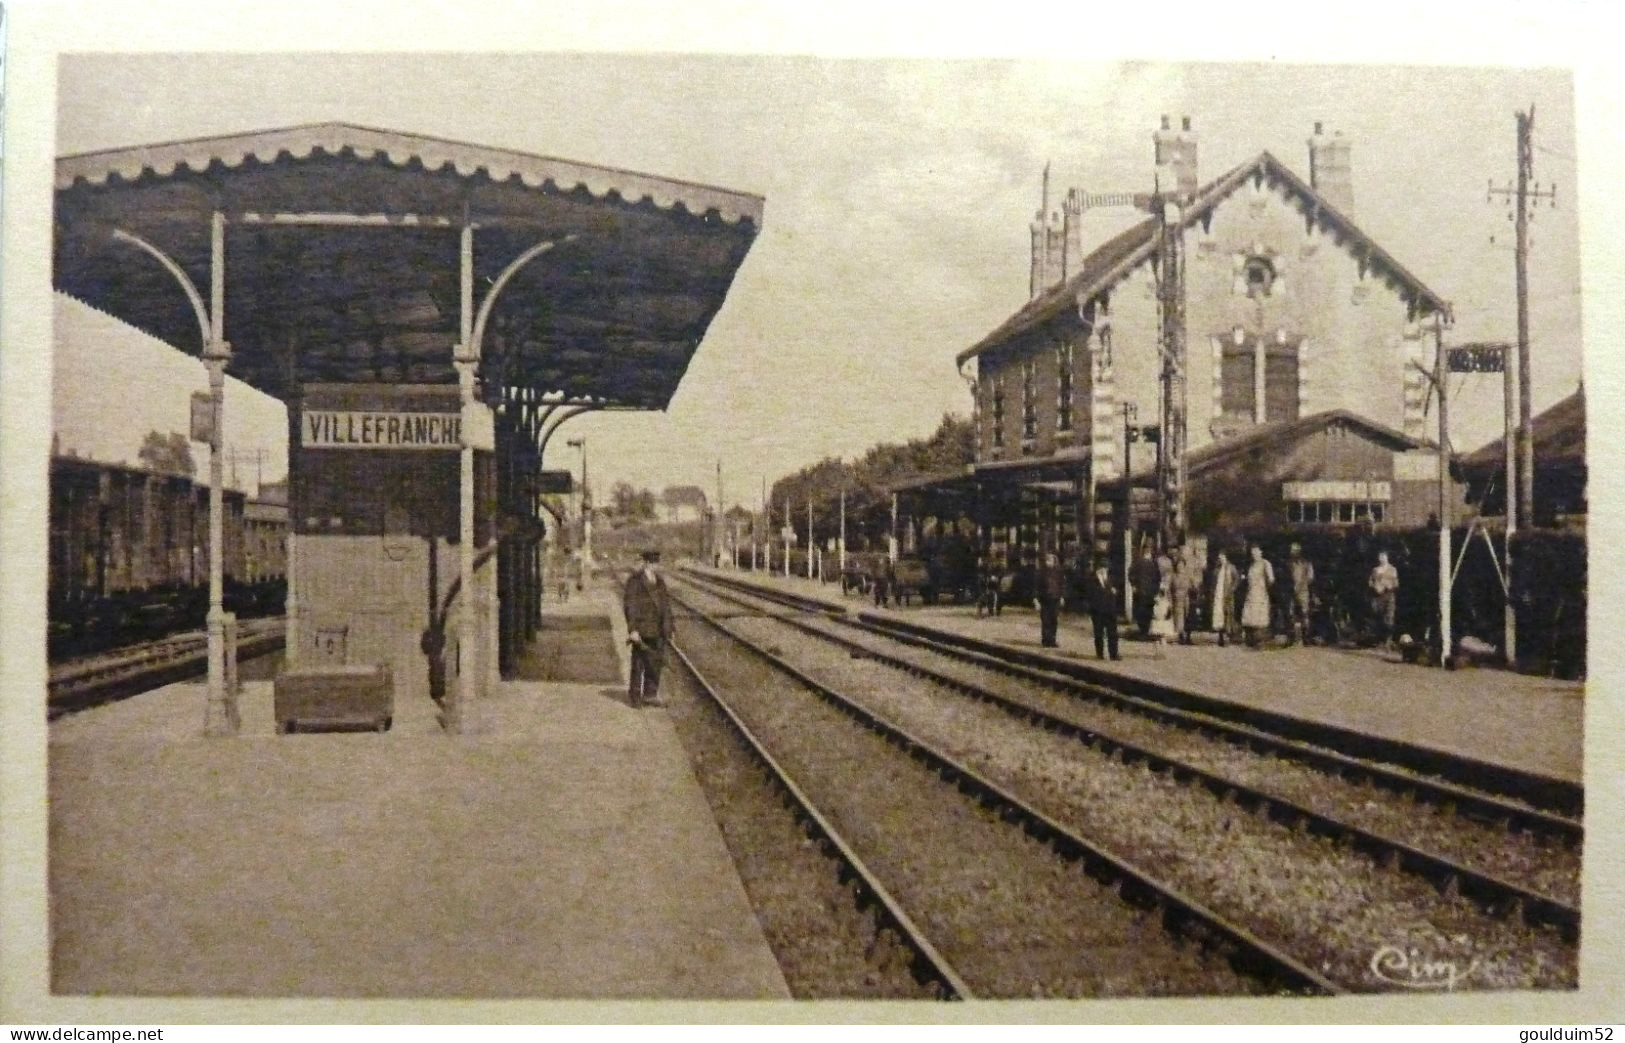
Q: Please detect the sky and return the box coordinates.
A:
[53,55,1582,508]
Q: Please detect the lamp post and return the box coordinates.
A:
[567,437,590,564]
[1122,402,1140,618]
[839,486,847,578]
[1410,315,1456,667]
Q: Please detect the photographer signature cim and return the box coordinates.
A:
[1370,945,1480,990]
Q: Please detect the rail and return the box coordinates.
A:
[671,581,1342,996]
[677,572,1578,940]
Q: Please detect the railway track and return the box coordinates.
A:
[668,640,972,999]
[670,581,1339,998]
[672,572,1579,991]
[48,618,286,719]
[688,568,1583,835]
[678,571,1580,934]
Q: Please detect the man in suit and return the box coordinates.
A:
[623,550,675,707]
[1082,556,1122,661]
[1032,550,1066,648]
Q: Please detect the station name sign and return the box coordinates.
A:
[304,410,462,450]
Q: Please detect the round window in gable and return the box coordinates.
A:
[1244,256,1277,298]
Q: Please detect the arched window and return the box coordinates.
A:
[1244,255,1276,298]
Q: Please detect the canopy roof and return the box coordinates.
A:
[1460,386,1585,475]
[55,123,763,408]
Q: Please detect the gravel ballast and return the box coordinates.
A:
[801,612,1581,907]
[662,652,936,999]
[673,601,1276,998]
[695,592,1577,993]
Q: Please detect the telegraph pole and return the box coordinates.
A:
[1155,188,1188,549]
[1488,106,1557,525]
[1435,317,1451,667]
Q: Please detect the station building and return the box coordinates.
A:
[243,480,289,584]
[55,122,761,732]
[902,118,1463,583]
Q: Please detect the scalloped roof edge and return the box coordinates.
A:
[56,121,764,226]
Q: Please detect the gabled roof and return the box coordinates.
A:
[958,151,1450,366]
[1460,386,1585,473]
[1122,409,1433,484]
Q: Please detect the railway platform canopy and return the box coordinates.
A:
[53,123,764,735]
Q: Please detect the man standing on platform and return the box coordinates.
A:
[1083,556,1121,661]
[1287,543,1316,645]
[1369,550,1400,652]
[624,550,675,708]
[1033,549,1066,649]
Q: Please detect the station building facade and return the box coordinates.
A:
[918,118,1461,581]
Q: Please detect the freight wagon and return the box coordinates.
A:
[48,455,287,658]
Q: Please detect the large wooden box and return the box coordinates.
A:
[274,664,394,733]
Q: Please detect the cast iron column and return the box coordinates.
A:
[203,211,237,737]
[451,222,477,734]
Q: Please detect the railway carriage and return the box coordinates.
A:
[49,455,286,657]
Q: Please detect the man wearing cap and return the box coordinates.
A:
[623,550,675,707]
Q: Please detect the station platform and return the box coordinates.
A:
[690,566,1584,787]
[48,579,789,1000]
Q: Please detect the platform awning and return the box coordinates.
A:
[54,123,763,408]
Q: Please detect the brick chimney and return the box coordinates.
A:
[1308,121,1354,215]
[1029,164,1066,298]
[1154,115,1199,198]
[1061,188,1083,281]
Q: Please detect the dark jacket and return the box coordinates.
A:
[1082,569,1119,618]
[1131,555,1161,598]
[1035,561,1066,602]
[623,570,674,642]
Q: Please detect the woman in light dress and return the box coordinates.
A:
[1209,550,1239,646]
[1150,572,1177,654]
[1241,543,1275,647]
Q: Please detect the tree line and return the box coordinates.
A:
[754,413,973,549]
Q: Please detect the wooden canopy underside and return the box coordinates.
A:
[54,127,762,408]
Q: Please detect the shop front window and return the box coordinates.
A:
[1287,499,1386,525]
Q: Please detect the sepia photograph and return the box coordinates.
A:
[3,2,1621,1026]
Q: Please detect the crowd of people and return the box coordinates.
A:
[976,538,1408,661]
